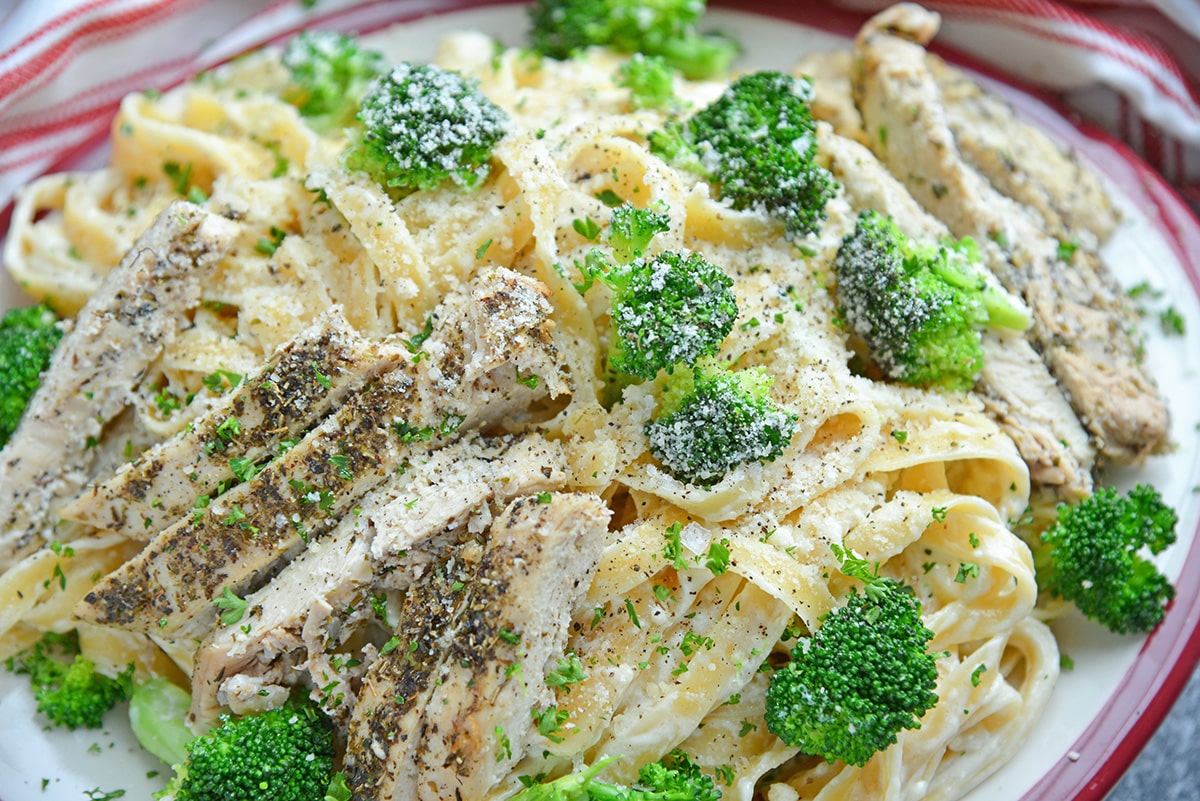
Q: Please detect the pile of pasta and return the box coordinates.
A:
[0,24,1059,801]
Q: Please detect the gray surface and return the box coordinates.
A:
[1106,664,1200,800]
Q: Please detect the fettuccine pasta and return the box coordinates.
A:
[0,20,1062,801]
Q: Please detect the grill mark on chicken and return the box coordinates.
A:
[0,203,237,570]
[820,127,1094,496]
[76,268,563,640]
[851,4,1170,464]
[62,308,400,538]
[345,493,608,801]
[187,433,571,730]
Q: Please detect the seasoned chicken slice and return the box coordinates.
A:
[345,536,481,801]
[852,4,1169,463]
[928,53,1120,247]
[0,202,237,570]
[410,494,607,801]
[77,268,566,640]
[977,328,1093,496]
[799,45,1120,250]
[62,308,401,538]
[187,433,571,729]
[345,493,609,801]
[820,127,1094,496]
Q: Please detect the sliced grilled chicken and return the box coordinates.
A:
[77,268,565,640]
[345,536,481,801]
[369,433,570,566]
[927,53,1121,248]
[977,328,1093,496]
[409,493,607,801]
[820,127,1094,495]
[187,433,571,729]
[189,505,375,727]
[62,308,401,538]
[345,493,609,801]
[851,4,1169,463]
[0,203,237,570]
[798,46,1120,249]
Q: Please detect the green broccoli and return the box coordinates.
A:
[649,71,836,239]
[528,0,738,80]
[0,303,62,446]
[832,210,1029,392]
[617,54,677,110]
[343,62,507,197]
[159,696,335,801]
[646,362,796,485]
[602,250,737,381]
[8,629,134,730]
[1037,484,1177,634]
[764,545,940,766]
[130,677,195,767]
[509,750,722,801]
[608,201,671,262]
[280,30,387,133]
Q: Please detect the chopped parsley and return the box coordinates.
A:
[545,654,587,691]
[213,587,248,625]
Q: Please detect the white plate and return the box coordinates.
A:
[1,5,1198,801]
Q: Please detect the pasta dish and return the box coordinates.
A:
[0,3,1181,801]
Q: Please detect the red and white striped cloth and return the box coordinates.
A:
[1,0,1198,215]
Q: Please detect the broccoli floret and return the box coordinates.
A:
[632,750,722,801]
[528,0,738,80]
[129,677,194,767]
[343,62,507,197]
[646,363,797,485]
[1038,484,1177,634]
[602,250,737,381]
[160,696,335,801]
[765,546,940,766]
[649,71,836,239]
[617,53,677,110]
[0,303,62,446]
[280,30,387,133]
[609,201,671,262]
[832,210,1029,392]
[9,630,134,730]
[509,750,722,801]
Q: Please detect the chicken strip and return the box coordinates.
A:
[851,4,1169,463]
[345,536,481,801]
[62,308,401,538]
[77,268,566,640]
[928,53,1121,247]
[798,46,1121,249]
[820,126,1093,496]
[0,202,237,569]
[187,433,571,729]
[345,493,609,801]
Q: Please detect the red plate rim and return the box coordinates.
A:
[1,3,1198,801]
